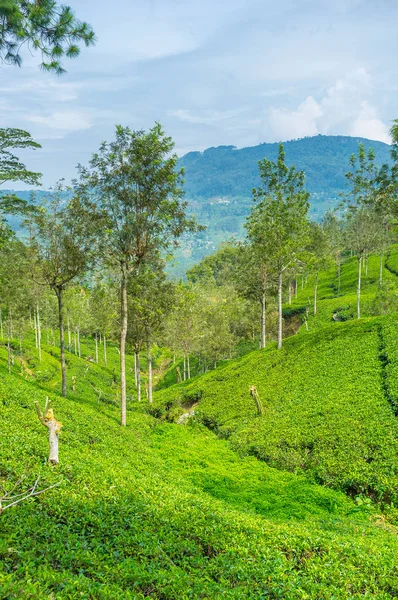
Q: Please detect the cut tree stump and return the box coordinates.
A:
[35,397,62,465]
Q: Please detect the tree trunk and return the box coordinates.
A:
[147,343,153,404]
[380,251,383,287]
[95,333,98,363]
[120,269,128,426]
[314,272,318,316]
[103,334,107,367]
[56,287,67,397]
[67,318,71,351]
[288,281,292,305]
[277,271,283,350]
[0,310,3,339]
[34,310,38,348]
[357,255,362,320]
[187,354,191,379]
[134,351,138,386]
[260,293,266,349]
[295,278,298,298]
[137,352,141,402]
[77,328,81,358]
[7,337,11,374]
[183,354,186,381]
[365,254,368,277]
[37,303,42,363]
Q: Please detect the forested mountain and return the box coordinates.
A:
[179,134,391,198]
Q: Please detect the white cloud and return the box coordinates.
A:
[265,68,390,143]
[27,111,93,132]
[169,108,247,125]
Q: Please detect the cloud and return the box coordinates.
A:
[265,68,390,143]
[27,111,93,133]
[168,108,247,125]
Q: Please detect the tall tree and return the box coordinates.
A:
[246,143,310,349]
[0,0,95,74]
[76,123,199,426]
[7,182,96,395]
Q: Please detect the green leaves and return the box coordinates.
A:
[0,128,42,187]
[0,0,96,74]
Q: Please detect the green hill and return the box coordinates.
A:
[2,247,398,597]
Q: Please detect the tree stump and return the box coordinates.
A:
[35,397,62,464]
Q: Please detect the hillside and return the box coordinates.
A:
[2,248,398,597]
[2,338,398,598]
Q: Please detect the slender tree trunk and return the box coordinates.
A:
[301,277,304,291]
[260,293,266,349]
[295,278,298,298]
[56,287,67,397]
[288,281,292,305]
[134,351,138,386]
[187,354,191,379]
[314,272,318,316]
[34,310,38,349]
[379,251,383,287]
[357,255,362,320]
[74,330,77,355]
[103,334,107,367]
[147,342,153,404]
[183,354,186,381]
[7,336,11,374]
[95,333,98,363]
[137,352,141,402]
[77,328,81,358]
[37,303,42,363]
[365,254,368,277]
[0,310,3,339]
[67,318,71,351]
[120,269,128,426]
[277,271,283,350]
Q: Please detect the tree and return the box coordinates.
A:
[0,0,95,74]
[246,143,310,349]
[11,183,96,396]
[307,222,333,316]
[76,123,199,426]
[0,128,41,186]
[322,211,345,294]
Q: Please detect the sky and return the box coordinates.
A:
[2,0,398,188]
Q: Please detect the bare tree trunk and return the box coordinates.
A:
[277,271,283,350]
[56,287,67,397]
[34,310,38,349]
[103,334,107,367]
[183,354,186,381]
[77,328,81,358]
[288,281,292,305]
[357,255,362,320]
[37,303,42,363]
[95,333,98,363]
[314,272,318,316]
[74,330,77,355]
[134,351,138,386]
[365,254,368,277]
[67,318,71,351]
[147,342,153,404]
[35,398,62,464]
[380,251,383,287]
[0,310,3,339]
[120,268,128,426]
[7,337,11,374]
[137,352,141,402]
[187,354,191,379]
[295,278,298,298]
[260,293,266,349]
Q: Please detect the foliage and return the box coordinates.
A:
[0,128,41,186]
[0,0,95,74]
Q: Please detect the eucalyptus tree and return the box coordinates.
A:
[76,123,199,426]
[246,143,310,349]
[322,211,345,294]
[11,183,97,396]
[307,222,333,316]
[0,0,95,74]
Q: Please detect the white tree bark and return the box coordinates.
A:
[357,255,362,319]
[277,271,283,350]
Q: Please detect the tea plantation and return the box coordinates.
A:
[2,249,398,597]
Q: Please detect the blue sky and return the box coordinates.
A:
[2,0,397,187]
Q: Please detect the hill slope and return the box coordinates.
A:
[1,324,398,596]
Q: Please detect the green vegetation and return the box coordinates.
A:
[2,342,398,598]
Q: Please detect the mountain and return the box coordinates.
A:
[179,134,391,198]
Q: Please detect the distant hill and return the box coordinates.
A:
[179,134,391,198]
